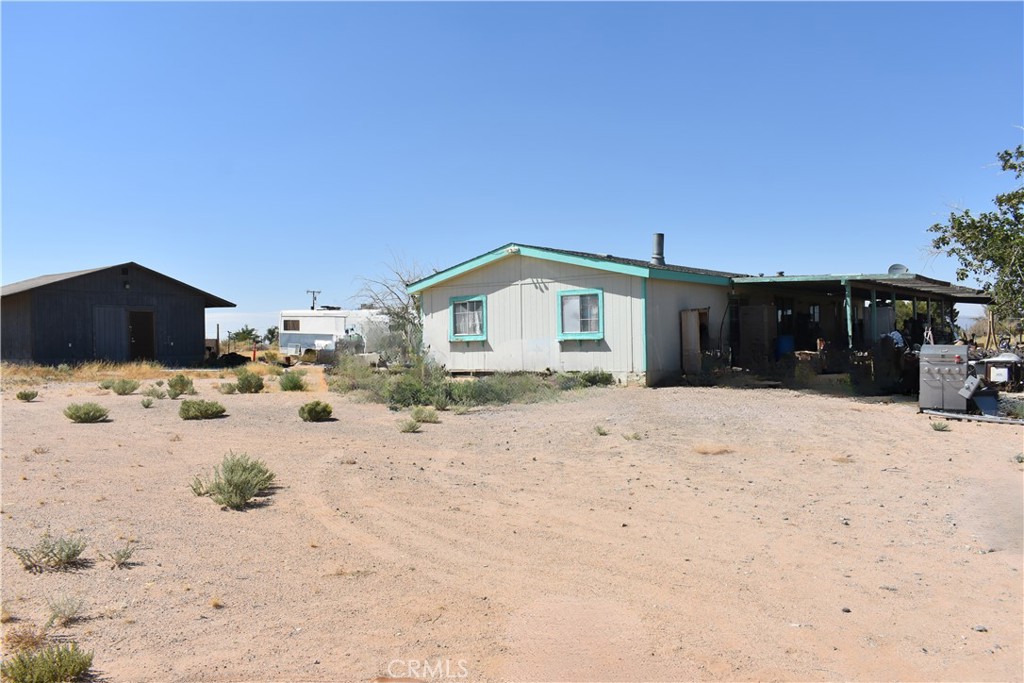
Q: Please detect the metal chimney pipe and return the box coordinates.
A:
[651,233,665,266]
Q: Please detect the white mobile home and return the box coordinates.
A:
[278,308,389,356]
[408,236,738,386]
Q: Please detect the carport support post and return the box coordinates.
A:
[844,280,853,349]
[870,288,878,342]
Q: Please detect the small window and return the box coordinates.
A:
[283,319,300,331]
[809,304,821,323]
[558,289,604,341]
[449,295,487,342]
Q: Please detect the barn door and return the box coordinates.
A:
[93,306,129,361]
[680,309,701,375]
[129,311,155,361]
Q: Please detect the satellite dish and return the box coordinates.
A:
[887,263,909,275]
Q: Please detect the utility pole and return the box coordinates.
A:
[307,289,321,310]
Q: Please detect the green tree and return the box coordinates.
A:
[929,145,1024,319]
[228,325,260,344]
[264,326,279,345]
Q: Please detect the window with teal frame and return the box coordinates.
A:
[557,289,604,341]
[449,295,487,342]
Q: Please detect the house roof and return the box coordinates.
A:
[1,262,236,308]
[407,242,742,293]
[732,273,990,304]
[408,242,989,305]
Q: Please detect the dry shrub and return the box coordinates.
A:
[3,624,48,653]
[693,443,734,455]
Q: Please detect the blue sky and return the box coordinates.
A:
[3,1,1021,336]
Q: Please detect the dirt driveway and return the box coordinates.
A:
[2,377,1021,682]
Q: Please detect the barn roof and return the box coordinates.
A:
[1,262,235,308]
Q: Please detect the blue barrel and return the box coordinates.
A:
[775,335,795,359]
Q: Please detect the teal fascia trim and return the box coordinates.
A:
[639,279,648,372]
[647,268,732,286]
[409,246,515,294]
[448,294,487,342]
[557,288,604,341]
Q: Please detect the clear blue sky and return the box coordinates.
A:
[3,1,1021,336]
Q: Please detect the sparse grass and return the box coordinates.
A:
[44,594,86,629]
[234,369,264,394]
[63,403,109,424]
[278,371,306,392]
[0,604,12,623]
[298,400,333,422]
[179,399,226,420]
[410,406,440,423]
[191,452,275,510]
[209,597,224,609]
[0,641,93,683]
[16,390,38,402]
[7,532,88,573]
[594,425,608,436]
[693,443,733,455]
[623,432,643,441]
[452,404,471,415]
[141,398,154,409]
[96,542,136,570]
[399,419,422,433]
[2,624,48,653]
[110,379,140,395]
[931,421,951,432]
[217,383,237,395]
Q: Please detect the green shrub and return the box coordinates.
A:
[16,390,38,402]
[398,419,421,433]
[141,398,154,409]
[450,373,556,406]
[167,374,195,398]
[931,421,951,432]
[191,453,275,510]
[263,350,280,364]
[96,542,135,570]
[234,370,264,394]
[179,399,226,420]
[0,642,93,683]
[410,406,440,423]
[45,594,85,628]
[1004,401,1024,420]
[299,400,333,422]
[63,403,109,423]
[217,383,237,395]
[97,379,115,390]
[142,385,166,399]
[594,425,609,436]
[155,380,165,387]
[110,379,140,396]
[7,533,88,573]
[278,371,306,392]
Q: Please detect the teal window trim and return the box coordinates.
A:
[557,288,604,341]
[449,295,487,342]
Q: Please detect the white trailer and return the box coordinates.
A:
[278,308,389,356]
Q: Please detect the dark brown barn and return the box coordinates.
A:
[1,262,234,366]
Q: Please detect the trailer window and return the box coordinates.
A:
[283,320,300,331]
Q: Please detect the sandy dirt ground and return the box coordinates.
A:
[1,371,1022,682]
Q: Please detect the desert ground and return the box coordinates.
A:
[1,371,1022,682]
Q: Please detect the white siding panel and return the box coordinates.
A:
[420,254,644,380]
[645,279,730,385]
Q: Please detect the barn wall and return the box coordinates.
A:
[16,265,208,366]
[0,291,33,362]
[420,255,645,381]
